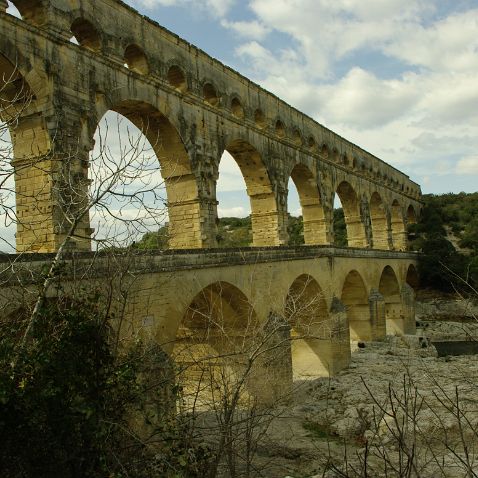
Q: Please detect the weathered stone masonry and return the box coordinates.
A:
[1,0,421,253]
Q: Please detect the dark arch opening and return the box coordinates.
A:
[292,128,302,146]
[335,181,366,248]
[231,97,244,119]
[5,0,45,25]
[70,18,101,52]
[307,136,316,151]
[167,65,187,92]
[90,101,201,250]
[124,44,149,75]
[407,205,417,224]
[341,270,369,341]
[285,274,331,378]
[370,192,389,250]
[275,119,285,138]
[174,281,262,406]
[203,82,219,106]
[289,164,327,245]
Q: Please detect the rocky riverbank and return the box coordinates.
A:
[252,322,478,478]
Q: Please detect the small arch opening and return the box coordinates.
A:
[254,109,266,129]
[307,136,316,151]
[335,181,366,248]
[124,44,149,75]
[275,119,285,138]
[320,144,329,159]
[203,82,219,106]
[292,128,302,146]
[231,97,244,119]
[70,18,101,52]
[167,65,187,92]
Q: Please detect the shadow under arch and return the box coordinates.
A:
[223,139,282,246]
[289,164,327,245]
[335,181,367,248]
[370,191,389,250]
[391,199,407,251]
[285,274,337,379]
[92,100,202,249]
[407,204,418,225]
[379,265,403,335]
[341,270,373,341]
[173,281,267,407]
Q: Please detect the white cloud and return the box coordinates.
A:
[218,206,248,217]
[220,19,270,40]
[456,157,478,175]
[132,0,235,17]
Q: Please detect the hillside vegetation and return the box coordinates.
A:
[411,192,478,293]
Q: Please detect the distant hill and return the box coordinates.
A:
[411,192,478,293]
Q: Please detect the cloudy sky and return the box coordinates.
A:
[2,0,478,248]
[123,0,478,197]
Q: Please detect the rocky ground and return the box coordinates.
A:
[252,319,478,478]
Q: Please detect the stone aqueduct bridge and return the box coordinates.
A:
[0,1,422,385]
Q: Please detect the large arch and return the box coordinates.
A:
[91,100,202,249]
[289,164,327,245]
[370,192,389,250]
[285,274,331,378]
[391,199,407,251]
[223,140,282,246]
[173,281,272,406]
[0,52,54,252]
[336,181,367,248]
[341,270,372,340]
[379,266,403,335]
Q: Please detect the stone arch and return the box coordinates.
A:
[275,119,285,138]
[407,204,418,225]
[173,281,263,406]
[379,265,403,335]
[0,53,55,252]
[292,128,302,146]
[5,0,46,25]
[92,100,202,249]
[341,270,371,341]
[124,44,149,75]
[230,97,244,119]
[320,143,329,159]
[307,136,316,151]
[70,18,101,52]
[391,199,406,251]
[285,274,333,378]
[223,139,282,246]
[335,181,366,248]
[289,163,327,245]
[203,82,219,106]
[167,65,187,92]
[369,192,389,250]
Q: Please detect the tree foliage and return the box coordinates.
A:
[410,192,478,293]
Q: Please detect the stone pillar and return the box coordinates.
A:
[346,215,368,248]
[401,283,417,335]
[369,289,386,340]
[253,313,293,405]
[328,297,351,373]
[12,111,92,252]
